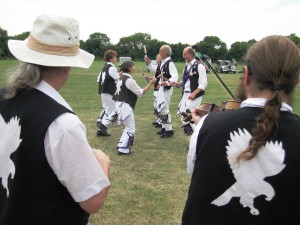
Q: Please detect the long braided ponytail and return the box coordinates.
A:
[237,35,300,161]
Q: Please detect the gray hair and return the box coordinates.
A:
[161,45,172,56]
[4,63,67,99]
[4,63,42,99]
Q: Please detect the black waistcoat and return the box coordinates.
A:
[182,107,300,225]
[156,59,172,90]
[0,88,89,225]
[188,61,205,98]
[98,63,116,95]
[154,62,162,90]
[113,75,138,109]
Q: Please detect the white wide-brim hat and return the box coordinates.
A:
[8,14,95,68]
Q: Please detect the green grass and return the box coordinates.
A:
[0,59,299,225]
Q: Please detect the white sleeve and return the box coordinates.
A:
[147,64,157,75]
[108,66,120,82]
[187,115,208,176]
[44,113,110,202]
[168,62,178,83]
[197,64,207,90]
[125,78,144,96]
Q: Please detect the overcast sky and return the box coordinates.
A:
[0,0,299,49]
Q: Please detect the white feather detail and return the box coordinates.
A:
[0,115,22,197]
[212,128,286,216]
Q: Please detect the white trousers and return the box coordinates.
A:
[100,93,116,127]
[161,88,173,131]
[117,105,135,154]
[178,93,202,117]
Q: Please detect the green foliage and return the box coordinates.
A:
[0,27,9,57]
[228,39,257,62]
[84,32,112,57]
[170,42,190,62]
[194,36,228,61]
[117,32,152,60]
[288,33,300,48]
[9,31,30,40]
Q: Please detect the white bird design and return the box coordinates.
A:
[211,128,286,215]
[115,79,122,95]
[0,115,22,197]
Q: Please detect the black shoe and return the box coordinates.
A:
[155,123,162,128]
[160,130,174,138]
[97,129,105,136]
[152,122,158,125]
[98,122,111,136]
[157,128,165,135]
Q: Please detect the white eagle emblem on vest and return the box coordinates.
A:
[0,115,22,197]
[211,128,286,215]
[115,79,122,95]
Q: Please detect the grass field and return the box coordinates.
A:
[0,59,299,225]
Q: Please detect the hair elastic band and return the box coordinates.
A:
[271,83,282,91]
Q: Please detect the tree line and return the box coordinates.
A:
[1,27,299,62]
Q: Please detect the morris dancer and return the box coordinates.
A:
[145,45,178,138]
[113,61,156,155]
[144,54,162,128]
[96,50,119,136]
[175,46,207,135]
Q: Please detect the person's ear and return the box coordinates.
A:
[244,66,250,86]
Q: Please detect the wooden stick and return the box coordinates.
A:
[143,45,147,57]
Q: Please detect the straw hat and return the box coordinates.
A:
[8,14,94,68]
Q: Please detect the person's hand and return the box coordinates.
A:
[172,81,182,88]
[161,81,168,87]
[191,108,202,125]
[92,149,111,177]
[150,77,156,84]
[188,93,196,100]
[144,56,151,65]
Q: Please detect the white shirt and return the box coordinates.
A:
[107,62,120,82]
[36,80,110,202]
[183,59,207,92]
[147,63,158,76]
[146,57,178,84]
[123,73,144,97]
[187,98,293,176]
[160,56,178,83]
[96,62,119,83]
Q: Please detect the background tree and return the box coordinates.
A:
[170,42,189,62]
[10,31,30,40]
[84,32,112,57]
[117,32,152,60]
[288,33,300,48]
[0,27,9,57]
[228,41,248,62]
[194,36,228,62]
[144,38,167,59]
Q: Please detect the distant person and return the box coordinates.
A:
[96,50,119,136]
[144,45,178,138]
[144,53,162,128]
[207,57,212,65]
[176,46,207,135]
[232,58,237,67]
[182,35,300,225]
[0,14,111,225]
[113,61,156,155]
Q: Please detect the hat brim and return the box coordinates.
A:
[8,39,95,68]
